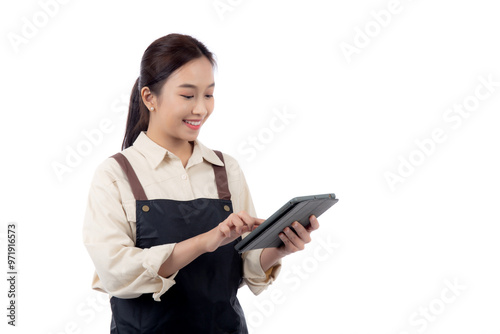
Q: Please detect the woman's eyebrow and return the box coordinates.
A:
[177,82,215,89]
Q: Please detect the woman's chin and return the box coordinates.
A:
[181,132,200,142]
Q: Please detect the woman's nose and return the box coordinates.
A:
[193,100,208,117]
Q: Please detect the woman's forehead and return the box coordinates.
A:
[166,57,214,87]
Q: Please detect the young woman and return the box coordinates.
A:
[82,33,320,334]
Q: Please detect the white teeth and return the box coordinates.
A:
[184,120,201,126]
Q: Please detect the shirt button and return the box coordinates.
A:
[181,174,187,180]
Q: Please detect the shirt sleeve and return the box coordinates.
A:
[227,156,282,295]
[82,158,177,302]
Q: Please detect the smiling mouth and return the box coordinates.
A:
[183,120,202,126]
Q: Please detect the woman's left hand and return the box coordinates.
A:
[259,215,320,272]
[277,215,320,256]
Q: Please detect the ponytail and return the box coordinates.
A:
[122,77,149,150]
[121,33,217,150]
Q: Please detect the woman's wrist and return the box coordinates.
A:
[200,227,220,253]
[260,247,285,272]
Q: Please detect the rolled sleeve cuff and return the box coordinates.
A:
[142,243,178,302]
[242,249,282,295]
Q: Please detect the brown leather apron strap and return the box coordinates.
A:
[111,151,230,201]
[212,150,231,201]
[111,153,148,201]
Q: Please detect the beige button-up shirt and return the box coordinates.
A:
[82,131,281,301]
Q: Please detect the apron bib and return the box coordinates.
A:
[108,150,247,334]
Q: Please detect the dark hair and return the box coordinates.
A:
[122,33,217,150]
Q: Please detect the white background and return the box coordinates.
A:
[1,0,500,333]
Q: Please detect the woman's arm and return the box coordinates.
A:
[158,211,263,277]
[83,162,177,300]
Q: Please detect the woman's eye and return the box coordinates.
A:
[180,95,194,99]
[205,94,213,98]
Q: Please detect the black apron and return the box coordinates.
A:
[108,150,248,334]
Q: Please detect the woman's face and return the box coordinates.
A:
[145,56,215,146]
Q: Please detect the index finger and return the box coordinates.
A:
[236,211,264,229]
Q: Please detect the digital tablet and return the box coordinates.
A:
[234,193,339,253]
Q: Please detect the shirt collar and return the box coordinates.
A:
[132,131,224,169]
[189,137,225,168]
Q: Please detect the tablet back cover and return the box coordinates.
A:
[235,194,338,253]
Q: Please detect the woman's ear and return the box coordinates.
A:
[141,86,156,111]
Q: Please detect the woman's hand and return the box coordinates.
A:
[204,211,264,253]
[277,215,320,256]
[260,215,320,271]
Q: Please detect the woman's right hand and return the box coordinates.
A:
[158,211,263,277]
[204,211,263,252]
